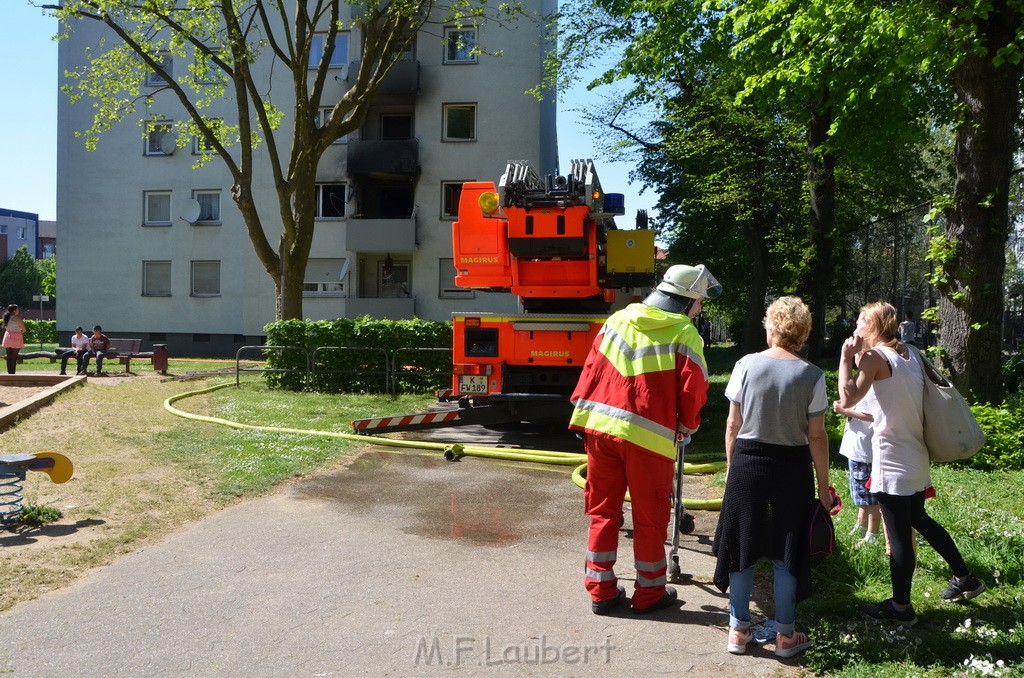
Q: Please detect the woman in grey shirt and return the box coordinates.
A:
[713,296,832,659]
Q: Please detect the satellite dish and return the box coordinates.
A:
[338,259,351,281]
[159,132,176,155]
[180,199,201,224]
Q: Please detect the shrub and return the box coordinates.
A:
[22,319,57,345]
[966,395,1024,471]
[263,317,452,393]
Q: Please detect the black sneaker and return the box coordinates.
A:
[631,586,678,614]
[861,598,918,627]
[940,574,986,602]
[592,585,626,615]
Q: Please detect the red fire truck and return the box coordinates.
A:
[352,159,655,434]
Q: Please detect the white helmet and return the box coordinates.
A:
[657,264,722,300]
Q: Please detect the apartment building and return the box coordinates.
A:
[0,209,40,262]
[56,6,556,356]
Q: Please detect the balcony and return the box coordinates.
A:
[347,209,417,251]
[347,138,419,176]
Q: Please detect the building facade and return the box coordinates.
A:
[0,209,40,262]
[56,5,556,356]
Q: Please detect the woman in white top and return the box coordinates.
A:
[839,301,984,627]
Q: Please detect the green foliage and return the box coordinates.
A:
[37,257,56,299]
[18,502,63,527]
[22,320,58,345]
[966,398,1024,471]
[0,247,43,307]
[1003,347,1024,395]
[263,317,452,394]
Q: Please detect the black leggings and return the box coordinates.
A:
[5,347,19,374]
[875,491,969,604]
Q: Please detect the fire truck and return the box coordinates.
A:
[352,159,655,434]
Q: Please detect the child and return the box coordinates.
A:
[833,391,882,548]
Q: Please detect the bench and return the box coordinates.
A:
[49,338,158,374]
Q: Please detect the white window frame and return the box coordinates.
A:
[15,226,26,240]
[442,104,476,141]
[315,107,347,144]
[190,260,221,297]
[441,181,468,220]
[145,53,173,86]
[142,260,172,297]
[439,258,473,299]
[315,183,347,219]
[42,243,55,259]
[309,33,349,75]
[192,119,221,155]
[145,120,174,156]
[303,258,347,297]
[144,191,172,226]
[192,190,221,225]
[0,225,6,234]
[443,26,478,64]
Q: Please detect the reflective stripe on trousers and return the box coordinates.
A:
[584,433,674,609]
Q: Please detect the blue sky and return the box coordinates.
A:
[1,2,657,224]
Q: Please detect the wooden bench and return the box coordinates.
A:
[48,338,157,374]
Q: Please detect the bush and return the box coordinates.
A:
[967,396,1024,471]
[263,317,452,393]
[22,319,56,345]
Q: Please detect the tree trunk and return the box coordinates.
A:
[739,211,771,354]
[940,3,1022,404]
[804,94,837,362]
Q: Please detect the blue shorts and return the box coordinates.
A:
[847,460,878,506]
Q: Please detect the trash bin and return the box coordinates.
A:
[152,344,168,374]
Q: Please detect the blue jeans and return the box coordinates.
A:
[728,560,798,636]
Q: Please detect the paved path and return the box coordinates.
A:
[0,450,801,677]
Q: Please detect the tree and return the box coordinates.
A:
[46,0,514,320]
[37,257,57,300]
[0,247,44,308]
[924,0,1023,403]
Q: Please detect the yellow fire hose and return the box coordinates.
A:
[164,382,725,509]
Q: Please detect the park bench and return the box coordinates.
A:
[45,338,157,374]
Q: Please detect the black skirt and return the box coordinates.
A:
[712,439,814,603]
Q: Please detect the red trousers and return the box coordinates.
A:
[583,432,674,609]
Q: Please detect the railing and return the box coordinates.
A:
[311,346,390,393]
[235,346,310,388]
[391,347,452,395]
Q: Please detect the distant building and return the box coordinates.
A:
[57,7,557,356]
[39,220,56,260]
[0,208,39,262]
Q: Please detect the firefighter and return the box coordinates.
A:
[570,263,722,615]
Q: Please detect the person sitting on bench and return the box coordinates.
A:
[82,325,111,375]
[60,326,91,375]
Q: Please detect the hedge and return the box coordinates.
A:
[263,317,452,393]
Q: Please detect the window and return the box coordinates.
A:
[145,53,173,86]
[146,120,174,156]
[144,191,172,226]
[191,260,221,296]
[381,114,412,140]
[444,27,477,63]
[315,108,346,144]
[441,181,467,219]
[15,227,26,240]
[0,225,6,234]
[42,243,55,258]
[315,183,347,218]
[142,261,172,297]
[439,258,473,298]
[309,33,349,71]
[192,190,221,224]
[303,258,347,297]
[443,104,476,141]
